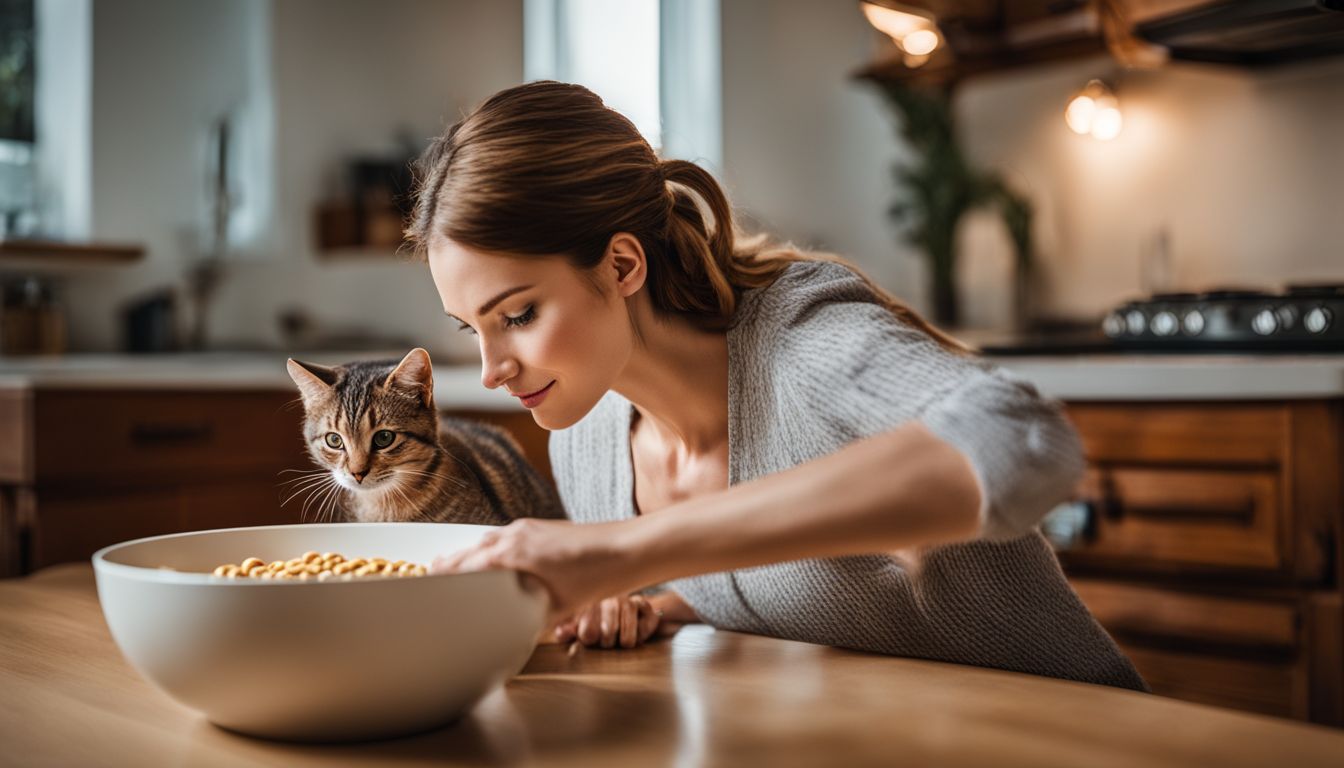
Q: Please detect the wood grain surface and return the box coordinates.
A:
[3,564,1344,767]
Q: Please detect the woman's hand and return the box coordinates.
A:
[552,594,661,649]
[550,590,697,649]
[430,518,652,623]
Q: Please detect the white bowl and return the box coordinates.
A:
[92,523,546,742]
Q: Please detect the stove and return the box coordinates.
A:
[980,284,1344,356]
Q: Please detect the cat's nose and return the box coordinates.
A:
[351,469,368,484]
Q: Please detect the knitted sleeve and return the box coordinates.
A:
[766,262,1085,541]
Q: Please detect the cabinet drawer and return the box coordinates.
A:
[1064,466,1285,573]
[1120,643,1307,720]
[1068,403,1286,466]
[30,390,307,485]
[1072,579,1299,650]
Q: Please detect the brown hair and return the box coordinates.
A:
[404,81,965,350]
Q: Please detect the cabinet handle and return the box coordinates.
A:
[130,423,214,446]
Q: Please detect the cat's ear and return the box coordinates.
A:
[383,347,434,407]
[287,359,338,404]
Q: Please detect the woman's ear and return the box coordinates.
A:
[606,233,647,299]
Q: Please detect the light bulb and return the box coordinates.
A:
[1091,106,1123,141]
[1064,80,1122,141]
[861,3,928,40]
[1065,95,1096,134]
[901,29,939,56]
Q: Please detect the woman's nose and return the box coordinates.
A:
[480,343,519,390]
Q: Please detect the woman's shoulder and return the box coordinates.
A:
[744,259,875,310]
[733,258,915,348]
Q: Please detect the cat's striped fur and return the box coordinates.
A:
[285,348,563,525]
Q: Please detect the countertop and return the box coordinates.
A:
[0,351,520,411]
[1,351,1342,404]
[4,564,1344,767]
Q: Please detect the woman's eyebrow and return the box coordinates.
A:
[444,284,534,324]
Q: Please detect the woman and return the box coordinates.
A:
[410,81,1146,691]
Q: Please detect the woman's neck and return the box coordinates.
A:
[612,300,729,456]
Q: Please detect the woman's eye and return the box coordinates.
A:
[372,430,395,449]
[504,305,536,329]
[324,432,344,450]
[457,322,476,336]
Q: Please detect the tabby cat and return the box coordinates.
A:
[285,347,564,525]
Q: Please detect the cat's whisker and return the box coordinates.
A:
[280,475,335,506]
[300,479,338,523]
[278,468,327,476]
[391,467,472,492]
[320,483,347,523]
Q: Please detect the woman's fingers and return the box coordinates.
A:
[552,618,577,643]
[619,596,639,648]
[634,595,661,643]
[599,597,620,649]
[576,604,601,646]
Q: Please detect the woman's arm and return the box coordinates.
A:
[434,420,982,620]
[619,421,982,589]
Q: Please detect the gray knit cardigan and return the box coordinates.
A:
[549,261,1147,691]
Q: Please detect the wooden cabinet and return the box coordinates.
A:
[0,388,312,576]
[0,385,552,577]
[1056,401,1343,726]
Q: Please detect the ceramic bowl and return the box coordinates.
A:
[92,523,545,742]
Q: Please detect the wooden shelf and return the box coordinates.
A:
[855,36,1109,88]
[0,239,144,268]
[852,0,1114,89]
[314,202,407,257]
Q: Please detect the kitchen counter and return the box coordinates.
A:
[2,351,1341,405]
[3,564,1344,767]
[988,354,1344,401]
[0,351,520,411]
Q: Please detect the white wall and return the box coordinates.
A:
[957,55,1344,322]
[64,0,272,350]
[63,0,523,358]
[719,0,927,306]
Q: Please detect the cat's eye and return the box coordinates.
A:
[372,430,395,449]
[324,432,344,450]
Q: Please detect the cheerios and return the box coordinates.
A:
[205,552,428,581]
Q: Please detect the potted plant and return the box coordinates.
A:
[873,81,1034,329]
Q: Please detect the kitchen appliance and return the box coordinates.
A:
[981,284,1344,355]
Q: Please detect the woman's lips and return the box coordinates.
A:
[515,381,555,408]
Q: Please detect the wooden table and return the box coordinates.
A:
[4,565,1344,767]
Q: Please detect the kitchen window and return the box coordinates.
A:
[524,0,721,170]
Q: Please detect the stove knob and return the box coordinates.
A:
[1182,309,1205,336]
[1125,309,1147,336]
[1151,310,1179,337]
[1305,306,1333,334]
[1102,312,1126,338]
[1252,308,1278,336]
[1275,305,1299,331]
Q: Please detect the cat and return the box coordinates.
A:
[284,347,564,525]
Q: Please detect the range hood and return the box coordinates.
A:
[1134,0,1344,66]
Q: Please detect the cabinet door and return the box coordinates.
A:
[1059,402,1337,584]
[31,390,308,485]
[29,480,304,571]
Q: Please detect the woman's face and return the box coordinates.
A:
[428,238,635,430]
